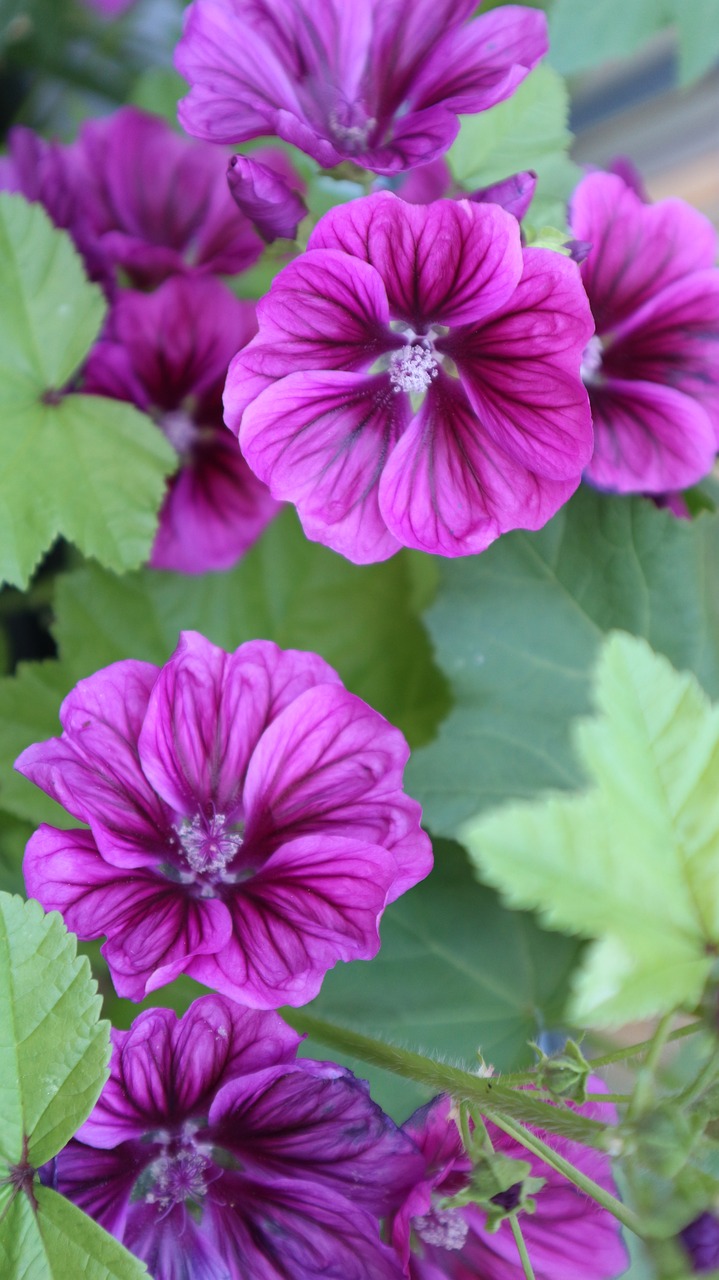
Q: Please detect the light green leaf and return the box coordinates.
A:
[300,839,580,1118]
[0,195,175,587]
[0,1186,147,1279]
[463,632,719,1025]
[447,63,580,227]
[0,662,84,827]
[668,0,719,83]
[548,0,662,75]
[0,893,109,1169]
[408,489,719,839]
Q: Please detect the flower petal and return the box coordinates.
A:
[309,193,523,328]
[15,661,169,869]
[49,1140,146,1238]
[227,153,307,242]
[446,246,594,479]
[211,1062,423,1212]
[239,370,407,563]
[571,171,719,333]
[585,378,717,493]
[189,834,398,1007]
[79,996,300,1146]
[378,373,580,556]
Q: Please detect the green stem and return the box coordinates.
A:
[626,1013,674,1123]
[588,1021,701,1070]
[485,1112,645,1238]
[510,1215,537,1280]
[671,1044,719,1108]
[584,1093,632,1104]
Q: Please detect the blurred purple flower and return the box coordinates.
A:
[175,0,547,175]
[227,149,308,242]
[570,171,719,494]
[82,0,137,15]
[390,1093,628,1280]
[47,996,421,1279]
[396,159,536,222]
[225,192,594,562]
[680,1212,719,1272]
[19,631,432,1006]
[84,275,278,573]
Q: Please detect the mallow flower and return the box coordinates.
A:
[84,274,278,574]
[175,0,548,175]
[45,996,422,1279]
[570,170,719,494]
[390,1093,628,1280]
[19,631,432,1006]
[225,191,594,562]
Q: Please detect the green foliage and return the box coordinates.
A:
[299,839,581,1117]
[408,490,719,838]
[463,633,719,1025]
[0,1187,148,1279]
[447,63,579,227]
[0,894,143,1276]
[0,195,175,588]
[548,0,719,85]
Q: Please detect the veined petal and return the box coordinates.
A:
[571,171,719,333]
[447,247,594,479]
[210,1063,423,1213]
[239,370,407,564]
[49,1141,146,1239]
[604,269,719,430]
[79,997,300,1146]
[243,682,413,850]
[205,1174,405,1279]
[309,193,523,328]
[356,105,459,177]
[22,825,232,1002]
[138,630,272,817]
[188,834,397,1007]
[227,153,307,242]
[124,1200,229,1280]
[409,5,548,114]
[585,378,717,493]
[378,373,580,556]
[15,661,170,869]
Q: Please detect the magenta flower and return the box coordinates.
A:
[225,192,594,563]
[175,0,547,175]
[570,171,719,493]
[390,1094,628,1280]
[84,275,278,574]
[19,632,432,1006]
[680,1213,719,1272]
[227,150,308,243]
[46,996,421,1279]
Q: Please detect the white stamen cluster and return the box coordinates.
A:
[580,335,603,386]
[414,1207,469,1251]
[161,409,199,456]
[176,813,243,875]
[389,344,439,394]
[145,1148,210,1210]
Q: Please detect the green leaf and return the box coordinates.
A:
[548,0,662,75]
[463,632,719,1025]
[0,195,175,587]
[299,839,580,1118]
[408,489,719,839]
[446,63,580,227]
[0,662,82,827]
[0,892,109,1169]
[667,0,719,83]
[0,1186,147,1279]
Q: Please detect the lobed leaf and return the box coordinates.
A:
[0,1187,147,1279]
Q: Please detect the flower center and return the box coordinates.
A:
[160,409,199,456]
[580,335,603,386]
[144,1147,211,1212]
[413,1206,469,1252]
[389,343,439,394]
[176,813,243,875]
[327,103,376,153]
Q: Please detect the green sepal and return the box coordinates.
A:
[531,1038,590,1103]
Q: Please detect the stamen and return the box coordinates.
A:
[389,344,439,394]
[145,1148,211,1211]
[580,335,603,386]
[161,409,199,456]
[414,1207,469,1251]
[176,813,243,875]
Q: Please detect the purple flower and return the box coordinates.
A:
[75,106,265,287]
[175,0,548,175]
[84,275,278,574]
[224,192,594,563]
[227,150,308,243]
[570,171,719,493]
[82,0,136,14]
[396,160,537,221]
[19,632,432,1006]
[680,1212,719,1272]
[390,1094,628,1280]
[47,996,421,1279]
